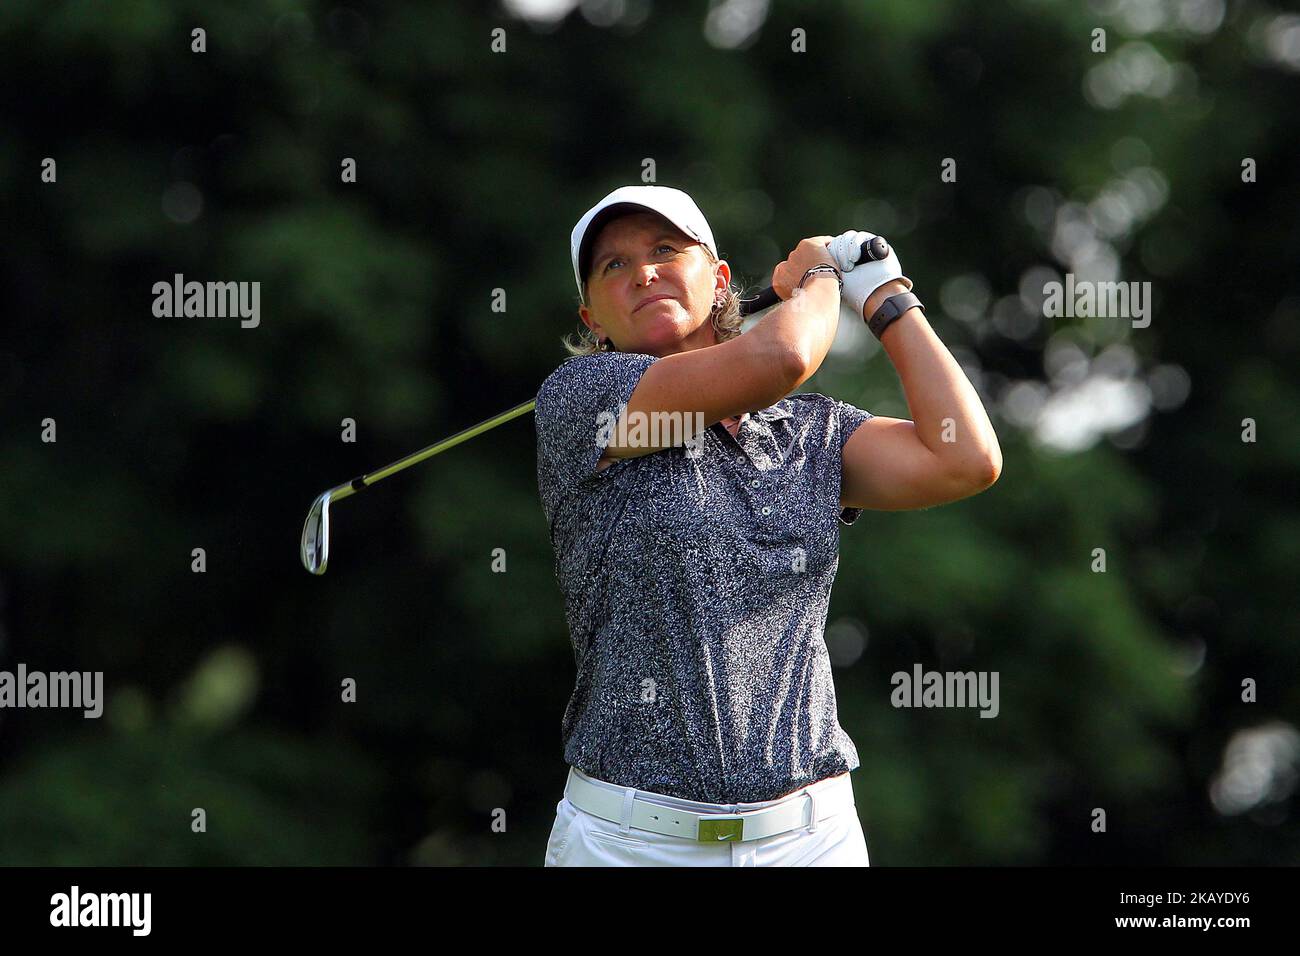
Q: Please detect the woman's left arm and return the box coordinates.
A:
[840,279,1003,512]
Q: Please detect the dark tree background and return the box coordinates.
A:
[1,0,1297,865]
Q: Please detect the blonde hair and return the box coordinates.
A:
[561,245,746,356]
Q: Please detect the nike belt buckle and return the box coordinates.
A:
[697,814,745,842]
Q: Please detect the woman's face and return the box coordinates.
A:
[579,211,731,357]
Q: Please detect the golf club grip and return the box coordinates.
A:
[738,235,890,317]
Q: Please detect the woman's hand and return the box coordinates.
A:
[770,236,838,302]
[831,229,912,322]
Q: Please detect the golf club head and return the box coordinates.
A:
[301,491,331,575]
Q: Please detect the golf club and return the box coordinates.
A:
[300,235,890,574]
[300,399,537,574]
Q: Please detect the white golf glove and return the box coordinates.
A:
[827,230,911,321]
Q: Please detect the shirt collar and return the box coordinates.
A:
[750,401,793,423]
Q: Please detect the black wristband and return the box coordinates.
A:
[868,290,924,340]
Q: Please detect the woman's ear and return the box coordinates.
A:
[714,259,732,292]
[578,305,604,339]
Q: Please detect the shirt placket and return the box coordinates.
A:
[716,417,777,521]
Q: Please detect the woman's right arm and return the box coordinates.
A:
[602,238,843,463]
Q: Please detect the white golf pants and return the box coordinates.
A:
[543,767,870,867]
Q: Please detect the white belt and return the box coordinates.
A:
[563,767,856,843]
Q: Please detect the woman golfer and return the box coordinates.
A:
[534,185,1001,866]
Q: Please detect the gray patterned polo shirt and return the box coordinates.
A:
[534,350,873,804]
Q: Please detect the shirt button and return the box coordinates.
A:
[750,479,760,488]
[735,455,745,464]
[761,506,771,515]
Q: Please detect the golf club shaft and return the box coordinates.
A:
[341,398,537,495]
